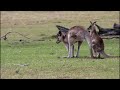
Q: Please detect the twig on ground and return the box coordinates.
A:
[0,31,31,40]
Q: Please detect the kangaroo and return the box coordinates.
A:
[56,25,94,58]
[56,25,76,58]
[56,25,69,51]
[87,21,109,58]
[67,26,94,58]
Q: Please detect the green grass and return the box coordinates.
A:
[1,11,119,79]
[1,38,119,79]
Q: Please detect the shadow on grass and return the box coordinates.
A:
[57,56,120,59]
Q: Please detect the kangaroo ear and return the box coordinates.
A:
[90,21,93,24]
[56,25,69,32]
[93,21,97,24]
[56,25,61,31]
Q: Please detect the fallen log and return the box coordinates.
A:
[100,35,120,39]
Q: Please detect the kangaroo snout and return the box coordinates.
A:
[56,40,60,44]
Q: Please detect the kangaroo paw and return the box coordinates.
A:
[67,56,73,58]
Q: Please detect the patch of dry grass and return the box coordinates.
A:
[1,11,119,28]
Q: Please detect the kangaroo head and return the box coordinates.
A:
[87,21,97,36]
[56,25,69,44]
[87,21,96,30]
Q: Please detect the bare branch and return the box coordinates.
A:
[101,35,120,39]
[0,31,30,40]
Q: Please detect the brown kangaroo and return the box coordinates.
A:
[56,25,94,58]
[87,21,109,58]
[56,25,75,58]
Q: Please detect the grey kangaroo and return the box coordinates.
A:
[87,21,109,58]
[56,25,75,57]
[56,25,94,58]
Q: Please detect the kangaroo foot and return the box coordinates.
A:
[67,56,74,58]
[75,56,80,58]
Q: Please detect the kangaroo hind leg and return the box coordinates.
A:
[76,41,82,58]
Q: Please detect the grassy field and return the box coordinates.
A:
[1,11,119,79]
